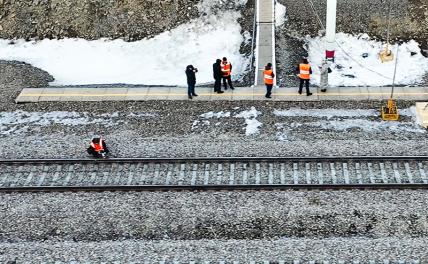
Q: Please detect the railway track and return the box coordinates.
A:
[1,156,428,192]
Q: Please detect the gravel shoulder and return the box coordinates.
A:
[2,237,428,262]
[1,98,427,159]
[1,190,428,261]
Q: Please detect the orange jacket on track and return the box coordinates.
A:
[91,140,104,152]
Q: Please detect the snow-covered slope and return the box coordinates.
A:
[0,1,250,86]
[307,33,428,87]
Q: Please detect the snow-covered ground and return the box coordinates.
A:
[0,111,155,135]
[307,33,428,87]
[0,1,250,86]
[1,106,425,138]
[192,106,425,139]
[274,107,425,141]
[275,1,287,27]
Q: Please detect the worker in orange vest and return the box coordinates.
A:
[296,58,313,96]
[87,136,109,158]
[221,57,234,90]
[264,63,275,98]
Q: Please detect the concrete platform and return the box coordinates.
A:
[15,86,428,103]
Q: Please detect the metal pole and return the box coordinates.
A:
[390,43,399,99]
[250,0,257,85]
[386,0,392,50]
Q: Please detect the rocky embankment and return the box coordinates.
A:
[0,0,201,40]
[281,0,428,45]
[0,0,252,41]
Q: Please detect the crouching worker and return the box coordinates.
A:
[87,137,109,158]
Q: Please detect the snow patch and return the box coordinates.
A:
[274,106,425,140]
[307,33,428,86]
[306,119,425,133]
[274,108,378,119]
[0,11,249,85]
[235,107,262,135]
[274,107,416,119]
[275,1,287,27]
[0,111,154,135]
[200,111,231,119]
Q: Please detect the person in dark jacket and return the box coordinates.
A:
[185,65,198,99]
[213,59,224,94]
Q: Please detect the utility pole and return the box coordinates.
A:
[320,0,337,91]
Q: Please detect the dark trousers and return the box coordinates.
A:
[265,84,273,97]
[214,78,222,92]
[299,78,310,94]
[222,75,233,89]
[188,83,195,96]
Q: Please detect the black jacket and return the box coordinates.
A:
[213,61,222,79]
[185,65,197,85]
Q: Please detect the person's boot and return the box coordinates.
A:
[307,93,313,96]
[320,89,327,92]
[217,91,224,94]
[188,95,193,99]
[192,94,198,96]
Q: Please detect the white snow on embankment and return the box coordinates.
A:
[274,107,425,137]
[307,33,428,87]
[0,0,250,86]
[275,1,287,27]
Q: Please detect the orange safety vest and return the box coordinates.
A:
[299,63,311,79]
[91,139,104,152]
[221,62,231,77]
[264,69,274,85]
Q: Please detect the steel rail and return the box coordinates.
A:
[1,156,428,164]
[2,183,428,193]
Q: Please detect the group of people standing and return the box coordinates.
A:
[185,57,234,99]
[186,57,314,99]
[264,58,314,97]
[213,57,234,94]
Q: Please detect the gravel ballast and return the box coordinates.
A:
[1,99,427,159]
[2,238,428,262]
[1,190,428,261]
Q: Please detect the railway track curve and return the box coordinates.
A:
[1,156,428,192]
